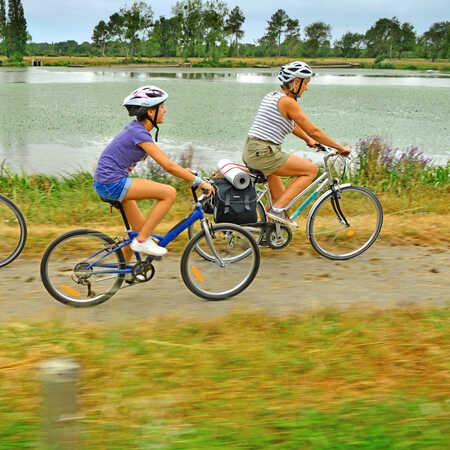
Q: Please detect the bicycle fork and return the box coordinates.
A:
[201,219,225,268]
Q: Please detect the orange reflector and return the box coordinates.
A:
[61,285,81,297]
[192,265,204,282]
[346,229,355,237]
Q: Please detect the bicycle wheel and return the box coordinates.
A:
[40,229,126,307]
[181,223,260,300]
[307,185,383,260]
[0,195,27,268]
[188,200,266,256]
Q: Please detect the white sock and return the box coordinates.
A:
[272,206,283,213]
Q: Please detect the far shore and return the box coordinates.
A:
[1,55,449,71]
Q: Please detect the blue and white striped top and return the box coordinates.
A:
[248,91,295,145]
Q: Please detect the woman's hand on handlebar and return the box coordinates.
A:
[338,146,352,157]
[199,180,215,197]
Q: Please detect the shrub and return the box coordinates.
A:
[349,136,448,193]
[8,52,23,63]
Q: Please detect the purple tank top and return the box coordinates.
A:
[94,120,153,183]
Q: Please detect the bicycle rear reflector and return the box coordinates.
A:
[346,229,355,237]
[61,285,81,297]
[191,266,204,282]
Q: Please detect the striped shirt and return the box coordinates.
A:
[248,91,294,145]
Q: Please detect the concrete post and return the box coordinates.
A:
[39,358,81,450]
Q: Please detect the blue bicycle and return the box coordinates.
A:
[40,185,260,307]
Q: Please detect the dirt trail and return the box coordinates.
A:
[0,245,448,324]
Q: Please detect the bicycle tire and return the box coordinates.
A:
[181,223,260,300]
[307,185,383,260]
[40,229,126,307]
[0,194,27,268]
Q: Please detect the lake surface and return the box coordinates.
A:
[0,66,449,175]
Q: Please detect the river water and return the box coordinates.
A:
[0,66,449,175]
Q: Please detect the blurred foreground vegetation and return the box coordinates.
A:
[0,136,449,254]
[0,307,449,448]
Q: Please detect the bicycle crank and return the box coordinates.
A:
[266,223,292,250]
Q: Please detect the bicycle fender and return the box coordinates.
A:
[305,183,353,239]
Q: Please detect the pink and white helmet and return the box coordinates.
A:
[122,85,168,108]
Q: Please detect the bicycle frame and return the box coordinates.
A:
[84,202,218,278]
[255,152,343,221]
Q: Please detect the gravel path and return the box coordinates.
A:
[0,246,448,324]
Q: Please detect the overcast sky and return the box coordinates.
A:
[23,0,449,44]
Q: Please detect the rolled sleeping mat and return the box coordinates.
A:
[217,159,251,190]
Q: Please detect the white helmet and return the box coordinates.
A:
[277,61,313,84]
[122,85,168,108]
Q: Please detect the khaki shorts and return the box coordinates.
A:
[242,136,289,177]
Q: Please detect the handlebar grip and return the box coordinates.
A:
[315,143,327,152]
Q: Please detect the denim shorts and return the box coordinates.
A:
[93,178,133,202]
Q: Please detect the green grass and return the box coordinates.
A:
[0,308,449,448]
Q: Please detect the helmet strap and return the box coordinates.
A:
[292,79,304,101]
[147,105,160,141]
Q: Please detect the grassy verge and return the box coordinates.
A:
[2,56,449,71]
[1,136,449,256]
[0,308,449,448]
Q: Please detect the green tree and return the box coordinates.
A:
[119,1,153,58]
[285,18,301,56]
[224,6,245,57]
[0,0,6,41]
[6,0,28,57]
[334,32,364,57]
[92,20,110,56]
[202,0,228,60]
[398,22,416,58]
[151,15,180,56]
[173,0,203,59]
[365,17,401,59]
[263,9,289,57]
[304,21,331,57]
[420,21,450,60]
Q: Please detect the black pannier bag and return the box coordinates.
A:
[210,177,258,225]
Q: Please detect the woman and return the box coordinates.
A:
[243,61,351,226]
[93,85,214,257]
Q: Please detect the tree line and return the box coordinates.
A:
[1,0,449,62]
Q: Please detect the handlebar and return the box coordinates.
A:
[315,143,350,157]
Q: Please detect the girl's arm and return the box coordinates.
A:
[279,96,351,154]
[138,142,214,194]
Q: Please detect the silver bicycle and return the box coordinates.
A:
[189,144,383,261]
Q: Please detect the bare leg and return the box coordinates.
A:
[271,155,318,208]
[267,174,285,205]
[123,177,176,244]
[120,200,145,262]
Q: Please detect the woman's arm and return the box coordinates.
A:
[293,124,317,148]
[279,96,351,154]
[138,142,214,194]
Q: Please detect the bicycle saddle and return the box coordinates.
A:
[99,196,122,210]
[245,166,267,182]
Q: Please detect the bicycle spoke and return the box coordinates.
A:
[308,186,383,260]
[41,230,125,307]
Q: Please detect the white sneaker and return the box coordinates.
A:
[266,209,298,228]
[130,237,167,256]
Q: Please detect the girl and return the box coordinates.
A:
[93,85,214,257]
